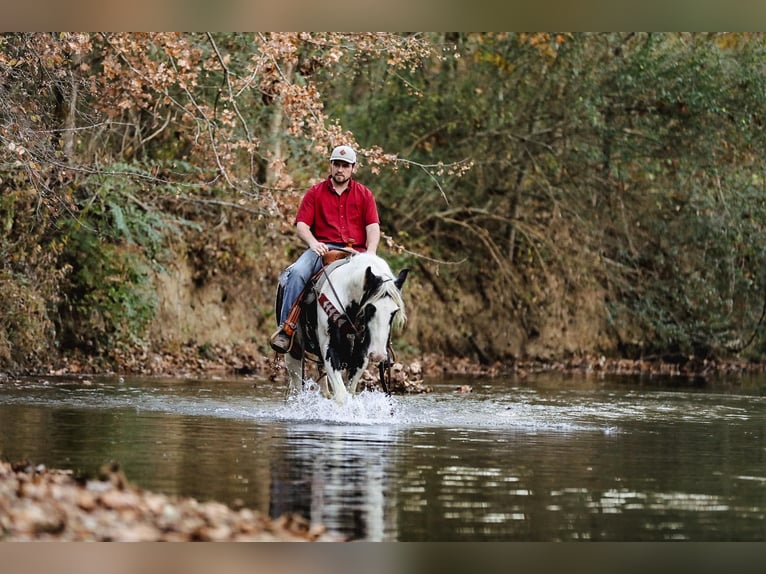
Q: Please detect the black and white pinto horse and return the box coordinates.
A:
[276,252,408,405]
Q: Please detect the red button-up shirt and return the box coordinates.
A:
[295,178,379,251]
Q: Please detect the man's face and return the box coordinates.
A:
[331,160,354,184]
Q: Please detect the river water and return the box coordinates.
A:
[1,372,765,541]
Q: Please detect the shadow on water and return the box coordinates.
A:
[1,372,766,540]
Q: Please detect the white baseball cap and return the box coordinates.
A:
[329,145,357,164]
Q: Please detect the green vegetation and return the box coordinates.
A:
[3,32,766,370]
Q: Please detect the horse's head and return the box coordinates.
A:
[360,264,408,362]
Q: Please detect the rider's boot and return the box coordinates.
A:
[270,299,302,353]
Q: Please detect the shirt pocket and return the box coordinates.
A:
[346,199,364,229]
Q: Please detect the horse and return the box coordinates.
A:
[275,252,409,405]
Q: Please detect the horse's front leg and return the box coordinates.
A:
[347,357,370,395]
[324,364,349,405]
[317,315,351,405]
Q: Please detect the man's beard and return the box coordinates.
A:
[332,173,349,184]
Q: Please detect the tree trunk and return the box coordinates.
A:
[265,60,296,188]
[62,52,81,162]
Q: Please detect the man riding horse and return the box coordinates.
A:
[270,145,381,354]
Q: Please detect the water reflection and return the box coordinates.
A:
[270,425,398,541]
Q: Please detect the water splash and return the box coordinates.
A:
[273,385,399,425]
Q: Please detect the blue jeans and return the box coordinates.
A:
[278,244,346,325]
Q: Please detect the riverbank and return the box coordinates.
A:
[29,342,766,383]
[0,460,336,541]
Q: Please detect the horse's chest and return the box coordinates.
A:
[317,292,358,336]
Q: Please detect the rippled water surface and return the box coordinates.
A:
[1,373,765,541]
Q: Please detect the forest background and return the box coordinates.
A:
[3,32,766,376]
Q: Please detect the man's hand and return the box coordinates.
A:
[310,242,329,256]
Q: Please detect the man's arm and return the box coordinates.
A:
[365,223,380,254]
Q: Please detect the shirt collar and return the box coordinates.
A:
[326,176,353,194]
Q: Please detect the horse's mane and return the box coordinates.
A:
[335,253,407,332]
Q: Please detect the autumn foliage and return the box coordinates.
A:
[4,33,766,372]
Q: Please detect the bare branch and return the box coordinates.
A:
[206,33,253,143]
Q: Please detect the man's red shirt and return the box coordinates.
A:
[295,178,379,251]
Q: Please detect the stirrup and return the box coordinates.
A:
[270,328,294,354]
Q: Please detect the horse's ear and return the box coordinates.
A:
[395,268,409,290]
[364,266,383,293]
